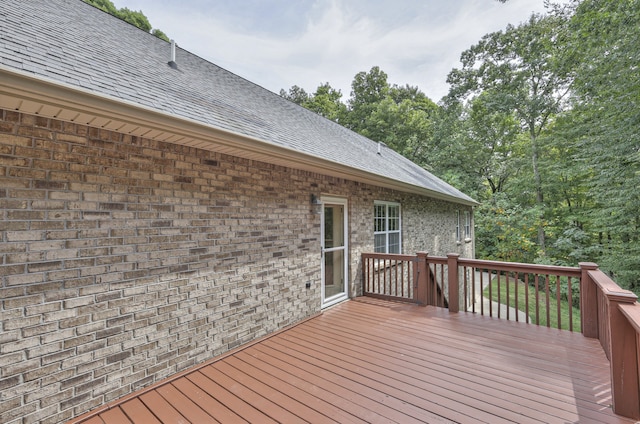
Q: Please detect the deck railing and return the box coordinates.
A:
[580,263,640,419]
[361,251,640,419]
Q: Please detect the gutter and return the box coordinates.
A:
[0,66,478,206]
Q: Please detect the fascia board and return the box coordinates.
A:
[0,66,478,206]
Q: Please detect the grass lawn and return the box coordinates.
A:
[483,274,581,331]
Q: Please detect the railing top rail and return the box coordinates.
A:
[588,269,638,303]
[362,253,417,261]
[422,255,447,265]
[456,257,582,277]
[619,303,640,335]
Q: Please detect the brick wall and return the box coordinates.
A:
[0,109,472,423]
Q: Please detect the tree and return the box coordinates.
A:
[281,68,438,165]
[562,0,640,290]
[118,7,152,32]
[82,0,169,41]
[446,13,572,255]
[279,85,310,105]
[463,92,520,196]
[280,83,346,123]
[345,66,390,132]
[303,83,347,123]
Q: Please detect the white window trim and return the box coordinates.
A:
[456,210,461,243]
[374,201,402,254]
[464,210,472,242]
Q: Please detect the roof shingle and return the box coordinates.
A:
[0,0,476,204]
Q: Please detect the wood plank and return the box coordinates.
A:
[69,298,635,424]
[252,342,456,424]
[300,310,615,423]
[344,300,612,382]
[155,383,218,423]
[171,377,245,423]
[199,365,307,424]
[213,360,339,424]
[321,303,610,393]
[138,391,186,423]
[232,349,384,424]
[276,325,544,423]
[186,371,273,424]
[222,356,369,424]
[78,417,104,424]
[262,336,497,423]
[119,399,161,424]
[342,299,628,424]
[97,408,131,424]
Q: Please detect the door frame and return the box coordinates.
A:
[320,196,349,308]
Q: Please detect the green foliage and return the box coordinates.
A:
[447,13,573,253]
[304,83,348,123]
[85,0,117,14]
[561,0,640,291]
[279,85,310,105]
[483,275,581,331]
[83,0,169,41]
[280,84,347,123]
[345,66,390,131]
[475,194,543,263]
[152,29,170,42]
[278,2,640,295]
[281,67,437,165]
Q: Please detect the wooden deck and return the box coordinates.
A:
[69,297,635,424]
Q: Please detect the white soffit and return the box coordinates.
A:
[0,66,478,206]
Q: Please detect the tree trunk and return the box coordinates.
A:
[531,131,546,254]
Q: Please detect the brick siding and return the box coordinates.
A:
[0,109,473,423]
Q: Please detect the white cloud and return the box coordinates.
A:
[116,0,552,101]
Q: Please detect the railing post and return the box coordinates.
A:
[416,252,428,306]
[447,253,460,313]
[608,292,640,419]
[579,262,599,338]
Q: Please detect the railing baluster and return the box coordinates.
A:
[507,272,511,321]
[488,270,493,317]
[513,272,520,322]
[368,257,372,293]
[546,274,551,328]
[556,275,562,330]
[497,271,502,319]
[439,264,444,307]
[533,274,540,325]
[394,259,398,296]
[377,259,381,294]
[524,273,529,324]
[384,259,387,295]
[471,267,476,313]
[480,269,484,316]
[567,276,573,332]
[463,265,468,312]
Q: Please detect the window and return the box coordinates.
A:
[374,202,401,253]
[457,209,471,242]
[464,210,471,240]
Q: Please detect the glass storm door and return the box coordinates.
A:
[321,197,348,307]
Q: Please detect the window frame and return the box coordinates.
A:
[374,201,402,254]
[464,210,471,241]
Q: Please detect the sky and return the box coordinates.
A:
[115,0,553,102]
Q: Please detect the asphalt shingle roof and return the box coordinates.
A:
[0,0,476,204]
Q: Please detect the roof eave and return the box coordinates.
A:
[0,66,478,206]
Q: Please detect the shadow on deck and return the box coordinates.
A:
[69,297,634,424]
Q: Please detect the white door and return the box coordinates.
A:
[321,197,348,307]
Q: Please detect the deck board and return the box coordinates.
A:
[68,297,636,424]
[119,399,161,424]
